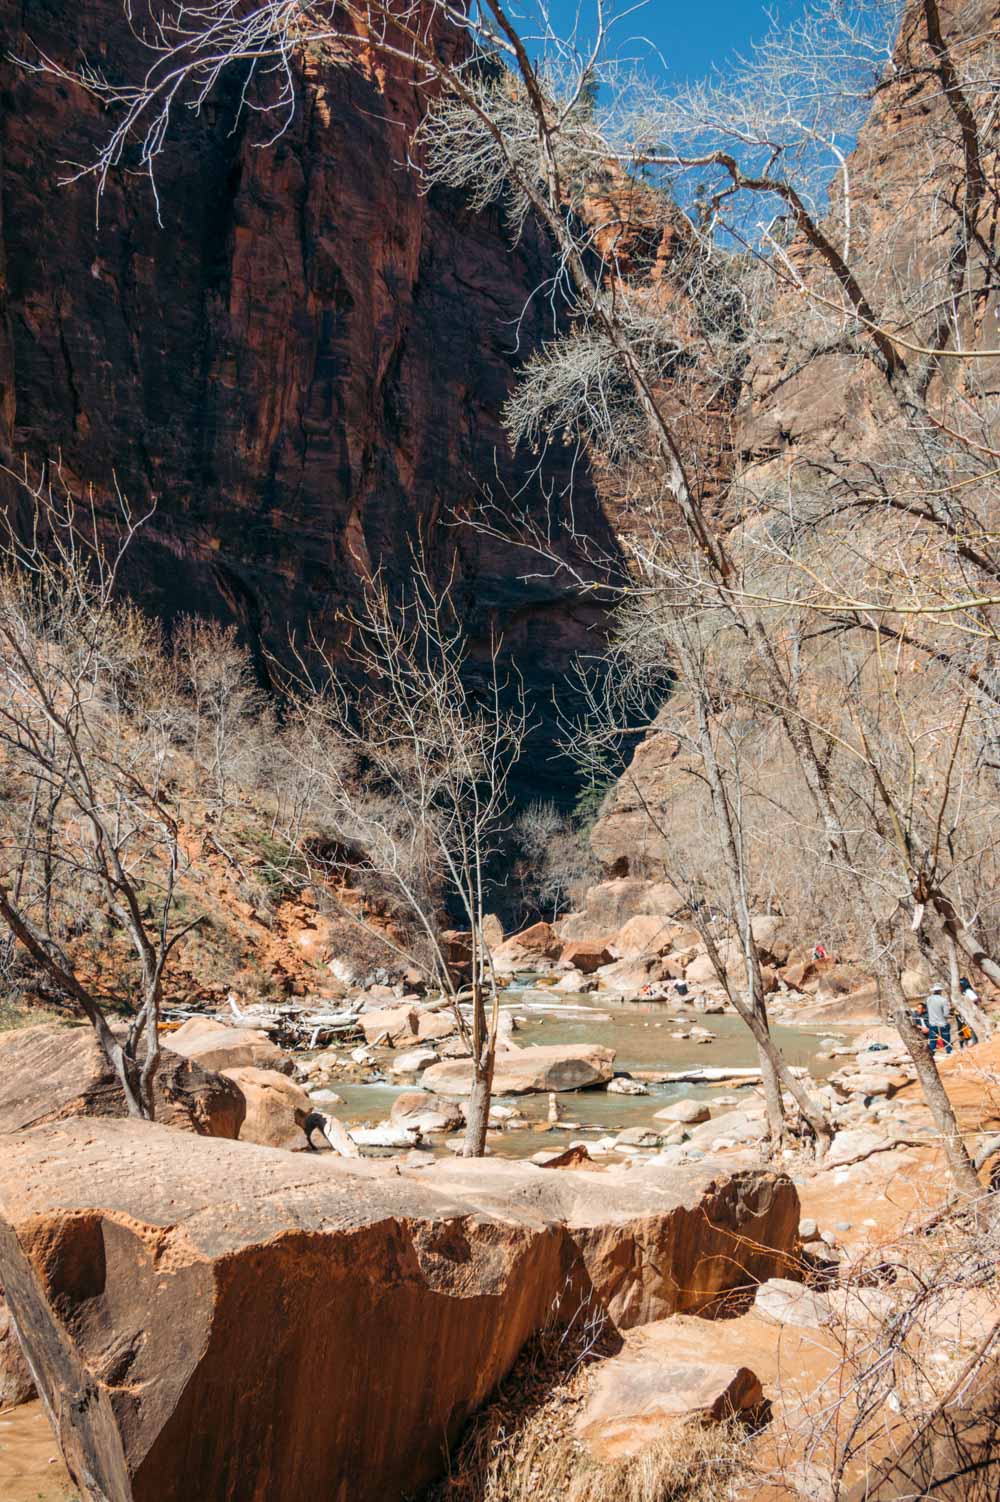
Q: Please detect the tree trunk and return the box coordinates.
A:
[462,1049,495,1156]
[876,954,981,1197]
[462,971,495,1157]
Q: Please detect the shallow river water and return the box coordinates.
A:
[325,985,840,1158]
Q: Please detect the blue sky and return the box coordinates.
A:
[528,1,813,81]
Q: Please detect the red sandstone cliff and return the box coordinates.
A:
[0,1,615,794]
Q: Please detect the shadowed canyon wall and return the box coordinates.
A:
[0,1,616,798]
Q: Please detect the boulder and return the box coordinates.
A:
[832,1070,909,1099]
[559,941,614,975]
[421,1044,616,1096]
[576,1319,764,1461]
[167,1017,292,1076]
[390,1092,464,1134]
[755,1278,830,1329]
[655,1098,711,1126]
[688,1111,767,1149]
[221,1067,312,1150]
[348,1125,421,1148]
[360,1004,419,1045]
[826,1127,898,1165]
[390,1048,439,1075]
[614,1128,664,1148]
[552,971,597,993]
[0,1119,799,1502]
[684,951,717,986]
[0,1294,36,1406]
[481,914,505,949]
[0,1023,245,1139]
[610,914,675,959]
[750,915,790,962]
[492,921,562,972]
[607,1076,648,1096]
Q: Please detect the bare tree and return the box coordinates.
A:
[0,470,200,1118]
[174,615,268,820]
[281,555,526,1156]
[28,0,1000,1191]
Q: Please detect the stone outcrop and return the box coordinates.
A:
[0,1294,35,1407]
[0,1118,798,1502]
[166,1017,292,1076]
[0,1024,245,1139]
[421,1044,616,1096]
[221,1066,312,1150]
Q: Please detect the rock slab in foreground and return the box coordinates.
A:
[0,1119,798,1502]
[0,1024,246,1139]
[421,1043,616,1095]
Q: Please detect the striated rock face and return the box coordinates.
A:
[0,1024,245,1139]
[0,2,614,798]
[0,1294,36,1407]
[0,1118,798,1502]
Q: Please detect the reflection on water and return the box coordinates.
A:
[322,988,838,1159]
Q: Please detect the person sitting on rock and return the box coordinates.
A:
[925,983,953,1055]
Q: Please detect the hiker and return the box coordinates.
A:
[813,942,828,962]
[957,978,980,1048]
[925,983,953,1055]
[910,1000,930,1040]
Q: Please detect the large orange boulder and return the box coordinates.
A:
[0,1120,798,1502]
[491,921,563,972]
[560,941,614,975]
[0,1024,245,1139]
[166,1016,292,1076]
[221,1067,313,1150]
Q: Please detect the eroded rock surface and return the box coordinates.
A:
[0,1119,798,1502]
[0,1024,245,1139]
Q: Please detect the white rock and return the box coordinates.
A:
[655,1098,710,1125]
[348,1124,422,1148]
[607,1076,649,1096]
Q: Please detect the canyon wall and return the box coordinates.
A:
[591,0,1000,875]
[0,1,614,796]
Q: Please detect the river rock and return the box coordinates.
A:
[0,1119,799,1502]
[560,941,614,974]
[420,1044,616,1096]
[361,1005,455,1047]
[655,1098,711,1125]
[688,1111,769,1150]
[391,1048,440,1075]
[390,1092,464,1133]
[491,921,562,972]
[0,1023,245,1139]
[614,1127,664,1148]
[607,1076,648,1096]
[221,1067,312,1150]
[167,1016,292,1076]
[349,1124,422,1148]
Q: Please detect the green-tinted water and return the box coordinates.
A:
[320,988,838,1158]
